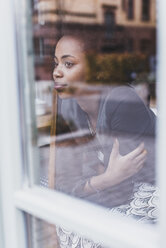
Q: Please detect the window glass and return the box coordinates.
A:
[122,0,126,11]
[128,0,134,20]
[104,10,115,39]
[27,215,125,248]
[29,0,157,228]
[142,0,150,21]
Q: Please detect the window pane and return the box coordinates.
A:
[142,0,150,21]
[27,214,156,248]
[26,0,157,229]
[28,215,108,248]
[128,0,134,20]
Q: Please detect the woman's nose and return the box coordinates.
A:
[53,67,63,79]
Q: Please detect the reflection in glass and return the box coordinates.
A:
[142,0,150,21]
[127,0,134,20]
[31,0,157,225]
[29,216,59,248]
[27,215,118,248]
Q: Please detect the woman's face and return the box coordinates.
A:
[53,36,86,97]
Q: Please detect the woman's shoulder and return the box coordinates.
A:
[100,85,142,111]
[104,84,140,102]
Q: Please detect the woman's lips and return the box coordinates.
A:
[54,83,67,90]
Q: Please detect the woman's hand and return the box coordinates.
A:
[102,139,147,187]
[84,139,147,194]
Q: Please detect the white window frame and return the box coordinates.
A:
[0,0,165,247]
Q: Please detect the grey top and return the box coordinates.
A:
[55,85,156,208]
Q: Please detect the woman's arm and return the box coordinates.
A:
[84,139,147,194]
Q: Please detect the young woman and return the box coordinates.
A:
[50,35,157,247]
[52,35,156,209]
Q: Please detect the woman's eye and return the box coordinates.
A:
[54,62,58,68]
[65,61,74,68]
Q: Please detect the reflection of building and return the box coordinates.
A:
[32,0,156,80]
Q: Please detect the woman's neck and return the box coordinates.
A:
[76,94,100,131]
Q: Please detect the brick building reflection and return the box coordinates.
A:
[32,0,156,80]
